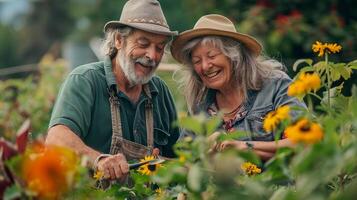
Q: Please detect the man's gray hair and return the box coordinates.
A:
[101,27,133,59]
[177,36,284,114]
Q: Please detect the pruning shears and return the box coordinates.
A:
[128,158,165,170]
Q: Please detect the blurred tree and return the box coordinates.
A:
[18,0,75,64]
[0,24,19,69]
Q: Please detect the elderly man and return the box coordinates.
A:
[46,0,179,181]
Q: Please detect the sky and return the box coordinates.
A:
[0,0,30,28]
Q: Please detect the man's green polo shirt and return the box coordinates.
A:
[49,57,179,158]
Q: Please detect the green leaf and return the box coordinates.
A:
[330,68,341,82]
[340,67,352,80]
[292,59,313,72]
[349,65,357,70]
[216,130,248,142]
[332,63,351,80]
[205,116,221,136]
[314,61,328,73]
[4,184,22,200]
[299,66,314,73]
[177,115,205,135]
[187,163,204,192]
[237,150,261,166]
[347,59,357,66]
[270,187,289,200]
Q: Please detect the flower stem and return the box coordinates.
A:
[325,53,331,108]
[308,92,323,101]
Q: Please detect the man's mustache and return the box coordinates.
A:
[135,57,157,68]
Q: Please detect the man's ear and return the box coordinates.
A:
[115,33,123,49]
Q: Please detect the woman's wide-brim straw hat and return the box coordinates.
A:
[171,14,262,63]
[104,0,177,36]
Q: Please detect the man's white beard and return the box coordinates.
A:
[117,49,158,86]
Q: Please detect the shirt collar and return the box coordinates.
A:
[104,56,117,88]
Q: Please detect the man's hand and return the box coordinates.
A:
[96,153,129,181]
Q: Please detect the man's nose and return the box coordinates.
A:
[145,46,158,61]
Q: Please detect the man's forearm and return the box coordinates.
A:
[45,125,101,167]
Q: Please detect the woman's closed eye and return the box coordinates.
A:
[192,58,201,64]
[208,52,221,59]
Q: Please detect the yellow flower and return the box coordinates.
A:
[325,43,342,54]
[155,188,165,199]
[312,41,325,57]
[303,73,321,92]
[241,162,261,176]
[178,111,188,119]
[22,144,78,199]
[155,188,163,195]
[179,155,186,163]
[263,105,290,132]
[285,118,324,144]
[137,155,162,176]
[287,81,305,97]
[312,41,342,57]
[288,72,321,97]
[93,170,104,180]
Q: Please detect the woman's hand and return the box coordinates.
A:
[218,140,246,151]
[207,131,223,154]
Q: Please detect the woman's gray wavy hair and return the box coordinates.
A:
[177,36,284,114]
[101,27,133,59]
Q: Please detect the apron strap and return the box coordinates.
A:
[108,84,154,155]
[143,84,154,150]
[108,86,123,155]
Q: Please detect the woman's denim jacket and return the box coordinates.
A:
[193,70,307,141]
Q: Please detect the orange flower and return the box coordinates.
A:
[22,145,77,199]
[312,41,342,57]
[285,118,324,144]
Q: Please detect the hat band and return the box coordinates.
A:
[125,18,168,28]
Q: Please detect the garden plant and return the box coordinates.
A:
[1,42,357,200]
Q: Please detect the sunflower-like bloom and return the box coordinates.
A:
[284,118,324,144]
[288,72,321,97]
[93,170,104,181]
[137,155,162,176]
[312,41,342,57]
[22,144,78,199]
[325,43,342,54]
[263,105,290,132]
[179,155,186,163]
[241,162,261,176]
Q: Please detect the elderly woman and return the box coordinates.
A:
[171,14,306,161]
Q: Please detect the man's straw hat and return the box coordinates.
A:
[104,0,177,36]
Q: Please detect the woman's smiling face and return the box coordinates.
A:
[191,42,233,91]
